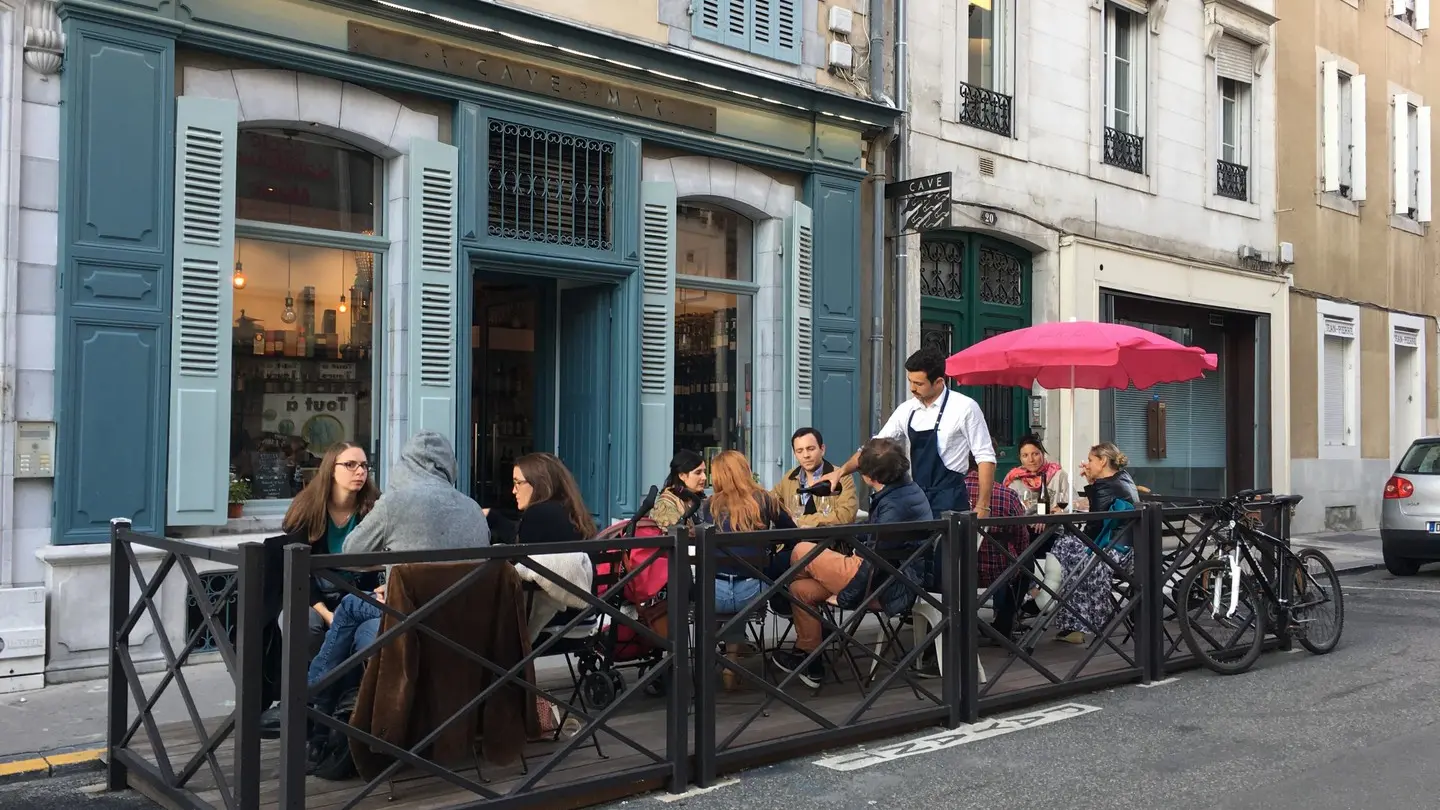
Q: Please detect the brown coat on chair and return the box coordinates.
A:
[348,561,539,781]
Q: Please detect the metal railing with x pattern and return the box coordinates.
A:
[273,535,690,810]
[105,519,272,810]
[971,509,1152,714]
[691,518,964,786]
[103,498,1302,810]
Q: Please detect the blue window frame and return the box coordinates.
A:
[693,0,804,65]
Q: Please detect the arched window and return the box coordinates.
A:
[229,130,386,505]
[673,203,756,465]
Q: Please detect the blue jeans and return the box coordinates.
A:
[714,575,763,614]
[307,594,382,690]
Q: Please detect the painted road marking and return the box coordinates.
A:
[655,777,739,802]
[813,702,1100,772]
[1137,677,1179,688]
[0,747,103,783]
[1342,585,1440,594]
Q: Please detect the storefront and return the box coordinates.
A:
[1056,237,1291,499]
[43,0,893,680]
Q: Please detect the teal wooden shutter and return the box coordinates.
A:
[167,97,239,527]
[639,181,676,489]
[694,0,753,51]
[405,138,461,449]
[786,201,814,433]
[754,0,803,63]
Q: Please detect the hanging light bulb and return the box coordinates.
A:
[280,245,297,324]
[232,260,246,289]
[337,250,348,313]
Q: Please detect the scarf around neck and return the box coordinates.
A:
[1004,461,1061,492]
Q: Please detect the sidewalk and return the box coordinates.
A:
[1291,529,1384,574]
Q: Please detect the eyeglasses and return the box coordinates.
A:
[338,461,371,472]
[512,478,530,489]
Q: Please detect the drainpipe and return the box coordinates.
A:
[865,0,895,433]
[892,0,911,407]
[867,135,893,434]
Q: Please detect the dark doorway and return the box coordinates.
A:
[471,276,551,512]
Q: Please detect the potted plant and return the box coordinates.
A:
[228,469,251,519]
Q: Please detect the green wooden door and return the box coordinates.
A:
[918,235,1031,475]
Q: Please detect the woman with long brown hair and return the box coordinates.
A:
[700,450,796,689]
[281,441,381,649]
[486,452,597,543]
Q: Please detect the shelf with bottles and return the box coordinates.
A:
[674,310,737,356]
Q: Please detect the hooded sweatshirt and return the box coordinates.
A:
[342,431,490,554]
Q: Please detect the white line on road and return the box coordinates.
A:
[812,702,1101,772]
[1340,585,1440,594]
[1137,677,1179,688]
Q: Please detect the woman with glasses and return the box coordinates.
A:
[485,452,598,544]
[259,442,379,733]
[281,442,381,659]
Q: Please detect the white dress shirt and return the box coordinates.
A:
[874,388,997,475]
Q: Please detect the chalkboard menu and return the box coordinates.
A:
[253,452,289,500]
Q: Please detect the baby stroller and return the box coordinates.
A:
[556,486,698,710]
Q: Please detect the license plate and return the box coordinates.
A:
[1428,522,1440,534]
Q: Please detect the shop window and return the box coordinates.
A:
[487,119,615,251]
[229,238,377,500]
[673,203,754,469]
[236,129,379,234]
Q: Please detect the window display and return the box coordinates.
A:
[674,289,752,469]
[229,238,376,500]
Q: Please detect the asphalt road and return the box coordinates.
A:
[632,566,1440,810]
[10,566,1438,810]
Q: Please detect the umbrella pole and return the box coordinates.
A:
[1068,365,1076,509]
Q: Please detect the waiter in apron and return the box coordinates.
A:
[820,347,997,519]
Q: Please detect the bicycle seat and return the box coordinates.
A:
[1273,493,1304,506]
[1233,488,1272,501]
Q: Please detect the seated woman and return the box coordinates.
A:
[486,452,598,637]
[651,449,707,532]
[259,442,379,735]
[700,450,796,690]
[1049,442,1139,645]
[1005,434,1070,519]
[285,443,382,672]
[770,438,931,688]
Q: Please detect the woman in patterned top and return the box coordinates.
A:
[651,449,707,530]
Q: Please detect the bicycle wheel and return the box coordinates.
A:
[1294,548,1344,655]
[1177,558,1267,675]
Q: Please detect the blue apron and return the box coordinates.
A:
[907,388,970,519]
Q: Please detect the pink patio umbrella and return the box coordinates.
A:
[945,320,1218,504]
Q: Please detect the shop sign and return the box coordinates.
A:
[348,22,718,133]
[885,172,952,233]
[318,362,357,381]
[261,393,356,453]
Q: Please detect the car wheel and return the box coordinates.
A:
[1383,550,1422,577]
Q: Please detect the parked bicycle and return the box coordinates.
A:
[1176,488,1344,675]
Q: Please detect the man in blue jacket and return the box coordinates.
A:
[771,438,934,688]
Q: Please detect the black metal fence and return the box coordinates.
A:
[107,498,1297,809]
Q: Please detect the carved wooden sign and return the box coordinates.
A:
[348,21,718,133]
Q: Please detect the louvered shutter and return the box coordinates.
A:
[405,138,460,450]
[639,181,676,490]
[694,0,751,51]
[752,0,803,63]
[1215,37,1254,83]
[1395,94,1411,216]
[1322,62,1341,193]
[1351,74,1368,201]
[167,97,239,527]
[1323,334,1348,446]
[786,201,814,433]
[1418,106,1432,222]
